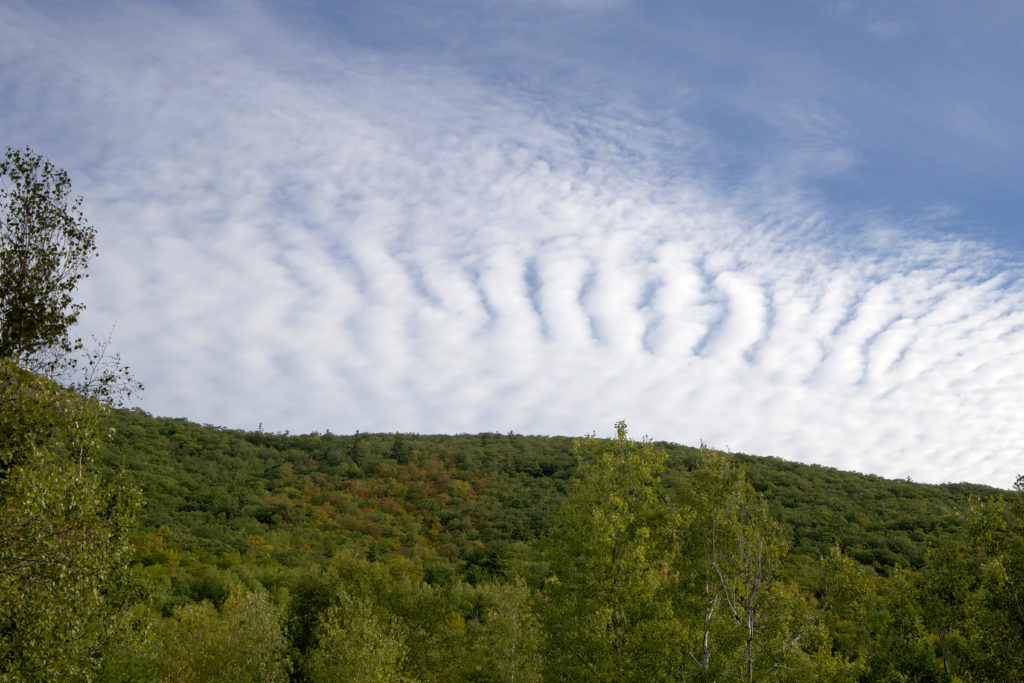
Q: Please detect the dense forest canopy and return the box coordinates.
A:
[96,409,997,586]
[84,408,1022,681]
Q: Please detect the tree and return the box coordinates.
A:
[0,360,140,680]
[817,545,876,678]
[672,448,845,682]
[0,147,138,402]
[918,541,977,679]
[541,422,680,681]
[150,585,292,682]
[462,578,543,683]
[860,567,945,681]
[305,590,409,683]
[967,475,1024,677]
[0,358,82,477]
[0,147,95,370]
[0,148,141,678]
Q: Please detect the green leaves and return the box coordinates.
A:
[0,458,139,680]
[148,585,291,683]
[306,590,410,683]
[543,429,851,681]
[673,448,847,682]
[541,424,678,680]
[0,147,140,405]
[0,353,139,679]
[7,390,1016,680]
[962,479,1024,676]
[0,147,95,368]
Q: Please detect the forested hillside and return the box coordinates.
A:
[96,408,995,594]
[6,371,1024,680]
[78,407,1021,681]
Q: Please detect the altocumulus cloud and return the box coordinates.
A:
[2,1,1023,487]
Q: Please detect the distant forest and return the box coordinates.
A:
[5,365,1024,680]
[63,408,1024,678]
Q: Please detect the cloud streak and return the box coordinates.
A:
[2,1,1023,487]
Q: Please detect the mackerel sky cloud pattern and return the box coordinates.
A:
[2,0,1023,486]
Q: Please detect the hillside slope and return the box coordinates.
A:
[94,408,1003,597]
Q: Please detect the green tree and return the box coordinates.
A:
[541,422,680,681]
[452,578,544,683]
[150,584,291,682]
[0,147,94,371]
[0,146,138,402]
[305,590,409,683]
[292,549,453,682]
[918,541,977,679]
[0,148,141,680]
[968,475,1024,677]
[673,448,845,682]
[818,546,876,679]
[860,567,945,682]
[0,358,82,476]
[0,361,139,680]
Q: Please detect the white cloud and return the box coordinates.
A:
[2,1,1023,487]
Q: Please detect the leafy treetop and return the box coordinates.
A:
[0,146,96,370]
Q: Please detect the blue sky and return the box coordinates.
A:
[294,0,1024,249]
[2,0,1023,486]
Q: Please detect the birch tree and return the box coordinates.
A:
[673,448,843,682]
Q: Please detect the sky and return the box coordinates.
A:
[2,0,1023,487]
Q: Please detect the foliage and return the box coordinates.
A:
[305,589,410,683]
[11,397,1019,680]
[917,540,977,678]
[966,476,1024,677]
[541,428,852,681]
[147,584,291,682]
[0,146,94,368]
[0,459,139,681]
[289,548,542,682]
[541,421,678,680]
[91,409,1001,598]
[0,358,84,476]
[673,448,845,681]
[818,546,875,676]
[0,145,142,683]
[0,361,139,681]
[463,578,544,682]
[0,147,139,404]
